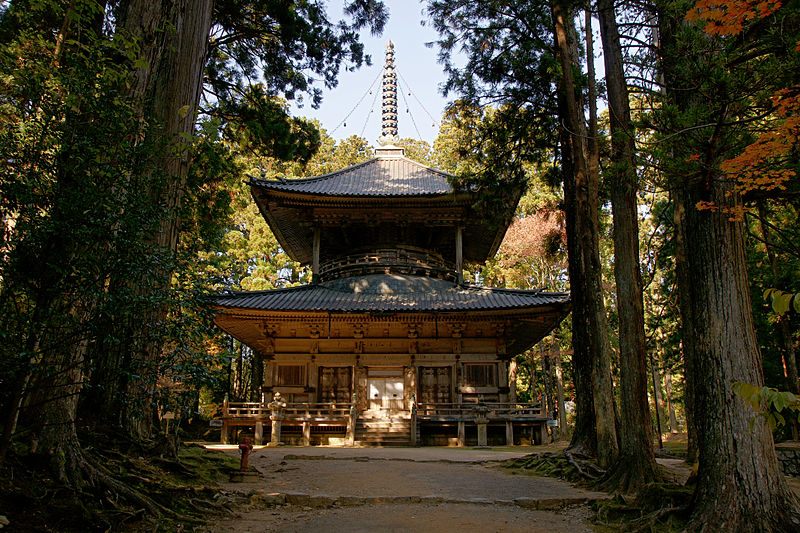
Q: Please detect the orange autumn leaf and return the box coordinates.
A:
[686,0,782,35]
[721,88,800,197]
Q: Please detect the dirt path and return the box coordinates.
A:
[205,446,608,533]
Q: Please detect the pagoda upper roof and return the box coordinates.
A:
[213,274,569,313]
[252,147,456,198]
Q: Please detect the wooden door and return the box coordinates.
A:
[418,366,452,404]
[318,367,352,404]
[368,378,405,411]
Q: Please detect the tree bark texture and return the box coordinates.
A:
[656,8,800,526]
[508,358,518,403]
[677,179,800,530]
[116,0,214,441]
[673,199,699,463]
[553,338,567,438]
[552,0,618,468]
[596,0,659,491]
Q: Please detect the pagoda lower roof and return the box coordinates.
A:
[212,274,569,313]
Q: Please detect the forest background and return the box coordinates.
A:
[0,0,798,531]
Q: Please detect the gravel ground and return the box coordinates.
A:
[207,446,607,532]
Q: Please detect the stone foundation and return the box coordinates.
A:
[776,441,800,477]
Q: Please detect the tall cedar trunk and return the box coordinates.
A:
[651,363,664,434]
[676,180,800,530]
[552,0,618,467]
[654,6,698,466]
[115,0,213,440]
[553,338,567,437]
[658,8,800,526]
[560,116,597,456]
[235,342,244,399]
[17,6,108,474]
[673,199,699,463]
[33,312,89,481]
[664,370,678,433]
[596,0,658,491]
[250,351,264,402]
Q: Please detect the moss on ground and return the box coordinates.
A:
[0,439,245,532]
[503,452,693,532]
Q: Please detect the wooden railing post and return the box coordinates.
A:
[346,393,357,446]
[410,394,418,446]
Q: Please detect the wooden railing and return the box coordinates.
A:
[415,402,544,419]
[319,247,455,281]
[224,401,353,421]
[283,403,352,419]
[224,402,269,418]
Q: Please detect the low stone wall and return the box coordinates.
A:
[776,441,800,477]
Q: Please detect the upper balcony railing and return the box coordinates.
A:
[319,247,456,282]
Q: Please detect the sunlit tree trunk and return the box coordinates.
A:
[596,0,659,491]
[508,358,518,403]
[552,0,618,467]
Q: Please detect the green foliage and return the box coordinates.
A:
[0,0,390,457]
[763,288,800,316]
[733,382,800,431]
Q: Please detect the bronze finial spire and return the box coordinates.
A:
[378,40,399,146]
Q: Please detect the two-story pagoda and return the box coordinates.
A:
[213,42,570,447]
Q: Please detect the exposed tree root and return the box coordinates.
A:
[593,482,693,531]
[686,494,800,533]
[2,431,240,530]
[503,451,605,484]
[595,453,663,495]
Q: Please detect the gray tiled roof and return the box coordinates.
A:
[251,156,455,197]
[213,274,569,313]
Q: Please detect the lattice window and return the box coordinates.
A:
[318,367,352,403]
[418,366,451,403]
[463,364,496,387]
[275,365,306,387]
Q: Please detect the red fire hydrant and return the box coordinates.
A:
[239,437,253,472]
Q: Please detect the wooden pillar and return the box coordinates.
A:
[506,421,514,446]
[457,420,465,447]
[455,226,463,283]
[254,421,263,445]
[302,422,311,446]
[312,227,321,282]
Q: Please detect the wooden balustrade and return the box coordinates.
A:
[415,402,544,420]
[224,401,353,421]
